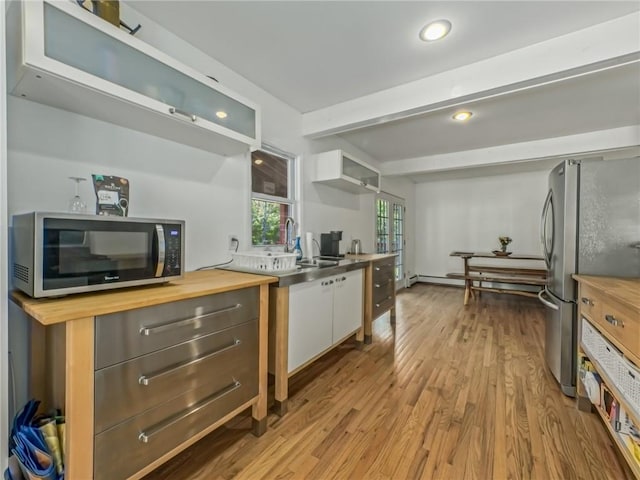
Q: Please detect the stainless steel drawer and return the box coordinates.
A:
[373,258,395,271]
[372,261,394,283]
[373,295,394,320]
[95,287,258,368]
[95,319,258,434]
[373,279,394,305]
[94,373,257,480]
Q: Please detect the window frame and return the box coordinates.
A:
[250,143,297,247]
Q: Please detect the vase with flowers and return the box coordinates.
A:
[498,236,512,253]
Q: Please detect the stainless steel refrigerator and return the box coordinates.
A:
[538,157,640,396]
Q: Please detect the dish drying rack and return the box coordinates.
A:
[231,251,297,272]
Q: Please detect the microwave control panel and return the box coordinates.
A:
[163,225,182,276]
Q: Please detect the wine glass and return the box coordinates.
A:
[68,177,87,214]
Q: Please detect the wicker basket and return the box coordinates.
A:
[231,251,297,272]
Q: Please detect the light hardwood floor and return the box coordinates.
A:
[144,284,627,480]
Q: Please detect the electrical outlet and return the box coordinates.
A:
[228,235,239,250]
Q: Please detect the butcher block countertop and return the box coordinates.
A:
[11,270,278,325]
[572,274,640,310]
[345,253,397,261]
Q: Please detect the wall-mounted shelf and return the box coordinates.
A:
[313,149,381,194]
[7,0,261,156]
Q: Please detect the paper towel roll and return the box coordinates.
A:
[305,232,314,260]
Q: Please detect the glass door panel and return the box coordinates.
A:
[392,203,404,283]
[376,199,389,253]
[343,156,379,189]
[43,3,255,138]
[376,195,406,289]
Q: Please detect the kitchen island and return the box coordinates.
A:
[11,269,277,480]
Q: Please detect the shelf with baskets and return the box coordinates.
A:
[574,275,640,478]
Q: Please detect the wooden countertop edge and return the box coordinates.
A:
[573,274,640,310]
[11,270,278,325]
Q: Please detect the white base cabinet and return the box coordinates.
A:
[288,269,363,373]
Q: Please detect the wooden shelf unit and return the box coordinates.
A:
[574,275,640,479]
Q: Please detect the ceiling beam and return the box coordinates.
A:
[302,12,640,138]
[379,126,640,177]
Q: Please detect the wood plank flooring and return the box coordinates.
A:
[144,284,627,480]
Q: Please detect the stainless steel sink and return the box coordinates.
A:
[297,259,339,269]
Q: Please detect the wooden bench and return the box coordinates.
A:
[448,252,547,305]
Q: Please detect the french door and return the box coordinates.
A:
[376,193,405,289]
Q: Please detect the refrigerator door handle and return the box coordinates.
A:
[538,287,560,311]
[540,190,553,268]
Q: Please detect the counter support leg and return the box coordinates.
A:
[252,285,269,434]
[270,287,289,416]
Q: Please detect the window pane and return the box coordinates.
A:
[252,150,289,198]
[252,199,291,245]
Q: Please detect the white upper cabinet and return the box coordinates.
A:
[7,0,261,155]
[313,149,381,194]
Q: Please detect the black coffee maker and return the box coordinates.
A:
[320,231,343,257]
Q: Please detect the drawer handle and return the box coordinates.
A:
[604,314,624,328]
[138,379,241,443]
[138,339,241,386]
[375,296,392,308]
[581,297,594,306]
[139,304,242,336]
[375,267,381,271]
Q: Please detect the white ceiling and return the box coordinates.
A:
[129,1,640,174]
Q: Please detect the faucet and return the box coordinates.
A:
[284,217,295,252]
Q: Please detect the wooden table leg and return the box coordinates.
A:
[463,256,471,306]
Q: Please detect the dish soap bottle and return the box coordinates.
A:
[294,236,303,261]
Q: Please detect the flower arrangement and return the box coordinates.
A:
[498,236,512,252]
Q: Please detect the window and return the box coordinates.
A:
[251,146,295,246]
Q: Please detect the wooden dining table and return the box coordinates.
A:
[448,251,547,305]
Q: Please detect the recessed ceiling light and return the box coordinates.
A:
[254,158,263,165]
[419,20,452,42]
[216,111,228,119]
[452,111,473,121]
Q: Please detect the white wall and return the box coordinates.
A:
[414,168,549,282]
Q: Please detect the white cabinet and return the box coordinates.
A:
[288,278,333,373]
[288,269,363,373]
[313,150,381,194]
[332,270,364,342]
[6,0,260,156]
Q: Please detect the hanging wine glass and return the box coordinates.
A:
[68,177,87,214]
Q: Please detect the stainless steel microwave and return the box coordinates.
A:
[12,212,185,298]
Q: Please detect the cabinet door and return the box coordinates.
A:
[332,270,363,343]
[9,1,260,155]
[342,155,380,191]
[288,279,333,373]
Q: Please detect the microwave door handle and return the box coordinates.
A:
[155,224,166,277]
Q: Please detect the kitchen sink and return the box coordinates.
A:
[297,259,339,269]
